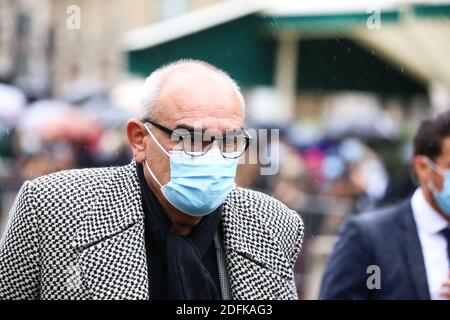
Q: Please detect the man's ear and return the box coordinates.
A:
[413,155,431,185]
[127,118,147,163]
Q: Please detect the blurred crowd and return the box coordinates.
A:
[0,81,137,186]
[0,81,137,234]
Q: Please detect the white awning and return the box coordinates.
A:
[352,17,450,89]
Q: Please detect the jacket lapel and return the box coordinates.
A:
[221,188,295,300]
[70,165,295,300]
[397,200,430,300]
[71,162,149,299]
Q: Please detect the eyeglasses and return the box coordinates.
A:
[143,118,252,159]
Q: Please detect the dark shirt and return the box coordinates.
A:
[136,163,222,300]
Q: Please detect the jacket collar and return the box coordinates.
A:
[71,161,148,299]
[71,161,143,249]
[221,188,294,299]
[222,188,292,278]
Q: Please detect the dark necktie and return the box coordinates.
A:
[440,227,450,266]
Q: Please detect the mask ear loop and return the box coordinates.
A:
[143,123,170,188]
[425,157,445,176]
[145,160,163,188]
[144,123,170,157]
[425,157,445,194]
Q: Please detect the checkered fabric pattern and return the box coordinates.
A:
[0,161,304,300]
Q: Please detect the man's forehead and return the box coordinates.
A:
[160,88,240,114]
[175,114,243,132]
[157,92,244,128]
[173,122,243,134]
[154,104,244,128]
[158,68,241,109]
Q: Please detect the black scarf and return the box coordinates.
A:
[137,163,221,300]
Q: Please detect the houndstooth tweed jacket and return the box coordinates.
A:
[0,161,304,300]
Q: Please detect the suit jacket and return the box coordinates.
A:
[320,199,430,300]
[0,161,304,300]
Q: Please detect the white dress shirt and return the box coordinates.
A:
[411,188,450,300]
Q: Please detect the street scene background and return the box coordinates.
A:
[1,0,450,299]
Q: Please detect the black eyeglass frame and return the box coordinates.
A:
[142,118,252,159]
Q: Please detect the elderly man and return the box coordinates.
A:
[0,60,304,300]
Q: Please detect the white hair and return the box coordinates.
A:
[138,59,245,121]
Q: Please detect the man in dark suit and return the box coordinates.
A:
[320,111,450,300]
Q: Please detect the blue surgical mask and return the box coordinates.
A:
[426,158,450,216]
[144,124,238,217]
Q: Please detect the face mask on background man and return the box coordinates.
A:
[426,157,450,216]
